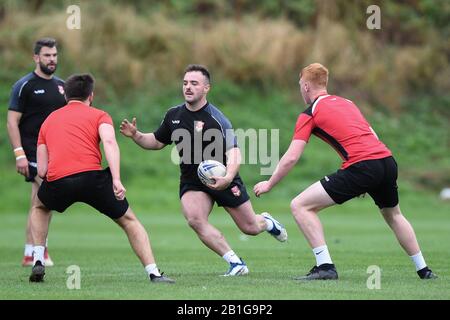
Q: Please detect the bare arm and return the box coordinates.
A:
[254,140,307,197]
[99,123,126,200]
[133,131,166,150]
[224,147,241,180]
[120,117,165,150]
[6,110,29,177]
[267,140,306,187]
[37,144,48,178]
[6,110,22,148]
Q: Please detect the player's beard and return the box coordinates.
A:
[39,61,57,75]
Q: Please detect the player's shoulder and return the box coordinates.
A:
[11,72,36,93]
[300,94,334,116]
[164,104,184,118]
[13,72,37,85]
[205,103,233,128]
[204,103,230,121]
[320,95,353,105]
[168,104,184,112]
[312,94,351,114]
[205,103,222,114]
[52,75,65,85]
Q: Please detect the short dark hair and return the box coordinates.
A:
[64,74,95,101]
[34,37,57,55]
[184,64,211,83]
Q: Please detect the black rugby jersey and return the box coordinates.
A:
[8,72,66,162]
[154,102,239,184]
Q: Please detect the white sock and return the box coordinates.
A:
[145,263,161,277]
[410,251,427,271]
[264,218,274,231]
[312,245,333,266]
[222,250,242,264]
[33,246,45,266]
[24,244,34,257]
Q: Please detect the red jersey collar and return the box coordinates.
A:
[309,93,329,107]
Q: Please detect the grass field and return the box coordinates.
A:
[1,188,449,300]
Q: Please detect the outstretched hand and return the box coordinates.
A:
[120,117,137,138]
[253,181,272,197]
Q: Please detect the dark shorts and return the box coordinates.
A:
[38,168,129,219]
[25,164,38,182]
[180,176,250,208]
[320,156,399,209]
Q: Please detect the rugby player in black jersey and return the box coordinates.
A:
[7,38,66,267]
[120,65,288,276]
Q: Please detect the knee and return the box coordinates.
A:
[121,213,136,225]
[290,197,303,215]
[186,216,206,231]
[290,197,310,220]
[116,210,138,229]
[381,206,402,224]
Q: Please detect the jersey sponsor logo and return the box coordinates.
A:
[58,85,65,95]
[194,121,205,133]
[172,120,180,124]
[34,89,45,94]
[231,185,241,197]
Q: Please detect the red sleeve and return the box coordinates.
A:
[292,113,315,142]
[98,112,113,127]
[37,120,47,146]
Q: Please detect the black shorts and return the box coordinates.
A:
[38,168,129,219]
[180,176,250,208]
[25,164,38,182]
[320,156,399,209]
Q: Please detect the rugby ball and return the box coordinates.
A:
[197,160,227,186]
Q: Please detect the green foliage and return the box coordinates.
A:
[0,1,448,208]
[420,0,450,37]
[1,0,448,112]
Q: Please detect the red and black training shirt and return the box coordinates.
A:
[293,94,392,169]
